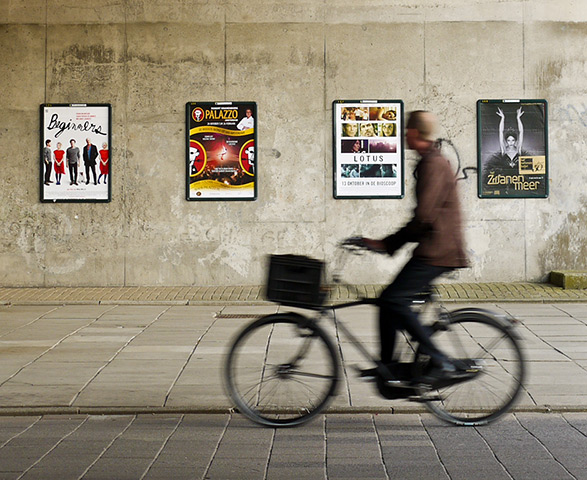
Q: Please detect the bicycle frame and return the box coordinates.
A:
[225,245,526,427]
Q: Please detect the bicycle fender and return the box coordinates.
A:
[277,312,313,326]
[449,308,522,338]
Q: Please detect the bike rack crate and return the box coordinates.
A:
[266,254,325,308]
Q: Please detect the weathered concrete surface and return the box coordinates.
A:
[550,270,587,290]
[1,1,586,287]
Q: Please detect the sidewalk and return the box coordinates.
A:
[0,285,586,416]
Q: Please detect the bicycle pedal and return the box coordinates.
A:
[384,379,412,389]
[409,395,441,403]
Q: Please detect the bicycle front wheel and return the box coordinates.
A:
[417,310,525,426]
[225,313,339,427]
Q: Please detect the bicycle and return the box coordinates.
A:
[224,239,525,428]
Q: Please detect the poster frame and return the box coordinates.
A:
[40,103,112,203]
[332,99,404,200]
[186,101,257,202]
[477,99,549,199]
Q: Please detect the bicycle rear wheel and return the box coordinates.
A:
[417,310,525,426]
[225,313,339,427]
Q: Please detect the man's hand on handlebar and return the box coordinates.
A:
[361,238,386,253]
[342,236,387,254]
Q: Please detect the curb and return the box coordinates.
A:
[1,405,585,417]
[2,299,587,307]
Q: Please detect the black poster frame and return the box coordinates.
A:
[40,103,112,203]
[332,99,404,199]
[186,101,257,201]
[477,99,549,199]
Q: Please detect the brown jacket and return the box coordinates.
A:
[384,147,468,268]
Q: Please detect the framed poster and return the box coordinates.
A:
[477,99,548,198]
[186,101,257,201]
[40,103,111,203]
[333,100,404,199]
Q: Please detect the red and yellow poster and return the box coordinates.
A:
[186,102,257,200]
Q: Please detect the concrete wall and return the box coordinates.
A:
[1,0,586,287]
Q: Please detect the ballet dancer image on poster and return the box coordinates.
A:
[479,101,547,198]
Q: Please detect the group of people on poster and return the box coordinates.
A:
[41,104,112,202]
[43,138,109,187]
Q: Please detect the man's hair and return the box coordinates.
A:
[45,139,51,145]
[406,110,439,142]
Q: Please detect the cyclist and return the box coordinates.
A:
[360,110,469,384]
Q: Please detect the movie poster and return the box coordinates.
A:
[186,102,257,201]
[333,100,404,199]
[477,99,548,198]
[40,104,111,202]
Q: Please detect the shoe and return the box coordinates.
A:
[412,360,478,388]
[359,367,379,378]
[358,363,401,381]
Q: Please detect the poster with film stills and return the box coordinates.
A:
[40,104,111,202]
[186,101,257,201]
[333,100,404,199]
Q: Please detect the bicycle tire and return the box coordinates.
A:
[224,313,339,427]
[416,310,525,426]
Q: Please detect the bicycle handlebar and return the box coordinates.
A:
[340,236,368,250]
[340,236,386,254]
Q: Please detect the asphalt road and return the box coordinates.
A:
[0,412,585,480]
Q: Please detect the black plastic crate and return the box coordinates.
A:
[266,254,325,308]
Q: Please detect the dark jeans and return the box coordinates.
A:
[44,161,52,183]
[85,163,97,184]
[69,163,78,184]
[379,257,452,367]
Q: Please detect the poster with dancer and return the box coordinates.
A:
[333,100,404,199]
[186,101,257,201]
[477,99,548,198]
[40,104,111,202]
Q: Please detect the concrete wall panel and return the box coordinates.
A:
[0,1,45,24]
[227,23,326,230]
[0,1,585,287]
[523,21,587,280]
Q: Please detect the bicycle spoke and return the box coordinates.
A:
[225,313,339,427]
[420,312,525,425]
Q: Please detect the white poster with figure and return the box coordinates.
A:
[40,104,111,203]
[333,100,404,199]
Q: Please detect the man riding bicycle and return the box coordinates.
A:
[360,110,469,384]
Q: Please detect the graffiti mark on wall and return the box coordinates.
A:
[556,103,587,127]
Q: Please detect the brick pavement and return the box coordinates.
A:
[1,413,586,479]
[0,282,586,305]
